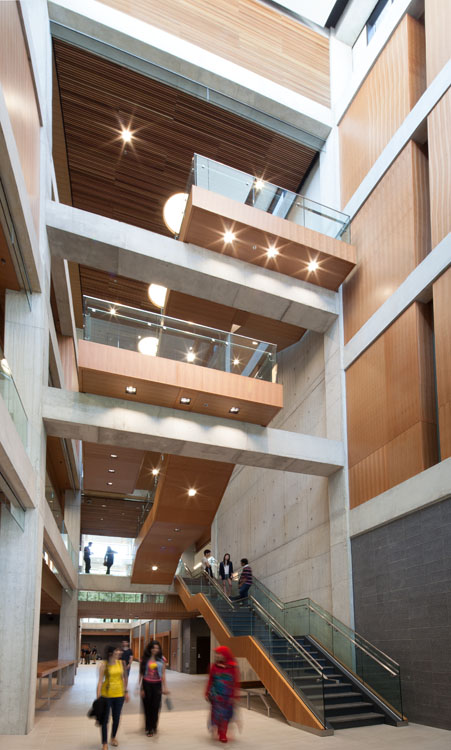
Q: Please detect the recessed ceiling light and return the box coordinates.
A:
[252,341,258,345]
[167,538,173,542]
[125,385,137,394]
[163,192,188,235]
[161,546,166,550]
[121,128,132,143]
[255,178,265,190]
[100,517,104,521]
[148,283,168,309]
[110,454,118,459]
[233,358,240,366]
[180,397,191,404]
[308,260,319,272]
[188,488,197,497]
[174,528,181,532]
[102,504,107,508]
[151,565,158,571]
[152,468,159,476]
[107,482,113,486]
[108,469,115,473]
[138,336,159,356]
[186,349,196,363]
[267,245,278,258]
[110,307,117,316]
[223,230,235,244]
[229,406,240,414]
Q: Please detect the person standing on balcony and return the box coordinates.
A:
[104,546,117,574]
[219,553,234,597]
[83,541,93,573]
[205,646,240,743]
[202,549,213,577]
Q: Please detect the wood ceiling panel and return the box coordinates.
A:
[132,454,234,584]
[82,442,145,495]
[53,39,317,239]
[81,495,146,538]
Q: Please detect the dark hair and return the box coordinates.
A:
[122,639,129,645]
[241,558,248,565]
[142,640,163,662]
[104,645,117,661]
[204,549,211,555]
[223,553,231,563]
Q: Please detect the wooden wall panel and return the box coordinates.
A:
[339,15,426,207]
[425,0,451,85]
[427,89,451,248]
[97,0,330,106]
[433,269,451,460]
[343,141,430,342]
[347,303,438,508]
[57,334,78,391]
[0,2,40,231]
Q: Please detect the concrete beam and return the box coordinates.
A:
[42,387,345,477]
[43,498,78,590]
[46,202,339,333]
[78,574,174,594]
[51,256,78,338]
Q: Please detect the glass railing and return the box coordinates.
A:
[186,154,351,242]
[83,296,277,382]
[0,351,28,448]
[79,591,169,604]
[250,577,403,717]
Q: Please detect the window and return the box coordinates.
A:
[366,0,394,43]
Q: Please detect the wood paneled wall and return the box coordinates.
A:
[425,0,451,85]
[339,15,426,207]
[427,89,451,248]
[343,141,430,342]
[57,334,78,391]
[0,2,40,231]
[346,303,438,508]
[433,269,451,460]
[97,0,330,106]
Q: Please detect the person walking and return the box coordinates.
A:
[233,558,253,601]
[97,645,129,750]
[84,645,91,665]
[139,640,169,737]
[219,553,234,597]
[104,546,117,574]
[120,639,133,679]
[91,646,97,664]
[205,646,240,743]
[83,541,93,573]
[202,549,213,577]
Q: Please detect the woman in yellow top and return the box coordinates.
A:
[97,645,129,750]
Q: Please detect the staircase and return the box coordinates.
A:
[175,568,406,733]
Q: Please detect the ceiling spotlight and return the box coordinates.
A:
[107,482,113,486]
[148,283,167,309]
[152,468,159,476]
[180,397,191,405]
[151,565,158,571]
[102,504,107,508]
[188,488,197,497]
[267,245,278,258]
[229,406,240,414]
[254,178,265,190]
[233,358,240,366]
[110,454,118,459]
[125,386,137,395]
[108,469,115,473]
[163,192,188,235]
[160,546,166,550]
[121,128,132,143]
[186,348,196,363]
[308,260,319,272]
[174,528,181,532]
[167,538,173,542]
[138,336,159,356]
[110,307,117,316]
[223,230,235,244]
[252,341,258,345]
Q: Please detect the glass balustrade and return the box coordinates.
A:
[0,350,28,448]
[83,296,277,382]
[187,154,351,242]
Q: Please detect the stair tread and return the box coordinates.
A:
[324,692,362,699]
[328,712,384,723]
[326,702,373,710]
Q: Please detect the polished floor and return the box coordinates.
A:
[1,664,449,749]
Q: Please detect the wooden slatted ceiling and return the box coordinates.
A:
[81,495,145,538]
[52,39,317,238]
[97,0,330,106]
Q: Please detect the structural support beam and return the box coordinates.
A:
[42,387,345,477]
[46,202,339,333]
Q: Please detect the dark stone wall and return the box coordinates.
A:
[38,614,60,661]
[181,618,210,673]
[351,496,451,730]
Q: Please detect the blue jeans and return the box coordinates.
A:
[239,583,251,599]
[101,696,124,743]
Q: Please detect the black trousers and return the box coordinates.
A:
[84,558,91,573]
[101,696,124,743]
[142,681,162,732]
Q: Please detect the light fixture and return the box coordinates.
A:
[148,283,168,309]
[233,358,240,366]
[125,386,137,395]
[108,469,115,473]
[229,406,240,414]
[160,546,166,550]
[107,482,113,486]
[102,504,107,508]
[188,488,197,497]
[254,178,265,191]
[163,192,188,234]
[267,245,278,258]
[152,468,159,476]
[167,538,173,542]
[110,307,117,316]
[0,358,11,376]
[121,128,132,143]
[138,336,159,356]
[308,260,319,272]
[110,454,118,459]
[223,230,235,244]
[174,528,181,532]
[186,348,196,363]
[180,397,191,405]
[252,341,258,346]
[151,565,158,571]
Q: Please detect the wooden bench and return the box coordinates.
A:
[36,660,76,710]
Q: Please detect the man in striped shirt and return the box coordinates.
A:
[237,558,253,600]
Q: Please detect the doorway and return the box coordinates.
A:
[196,635,210,673]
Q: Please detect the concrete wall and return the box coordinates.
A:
[351,496,451,730]
[181,617,210,674]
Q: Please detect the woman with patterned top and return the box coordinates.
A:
[139,640,169,737]
[205,646,240,743]
[97,645,129,750]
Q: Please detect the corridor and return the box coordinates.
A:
[1,664,449,750]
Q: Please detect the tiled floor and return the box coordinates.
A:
[0,664,449,749]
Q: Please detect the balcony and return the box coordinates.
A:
[0,350,28,448]
[79,296,283,425]
[178,154,356,290]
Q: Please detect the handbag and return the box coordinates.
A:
[165,696,173,711]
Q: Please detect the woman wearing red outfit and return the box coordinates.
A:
[205,646,240,743]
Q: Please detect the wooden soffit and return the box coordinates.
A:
[179,185,356,291]
[132,454,234,585]
[78,340,283,426]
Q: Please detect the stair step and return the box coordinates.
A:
[327,712,385,725]
[326,701,373,711]
[324,692,362,700]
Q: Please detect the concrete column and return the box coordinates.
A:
[58,586,79,685]
[324,317,354,627]
[63,488,81,568]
